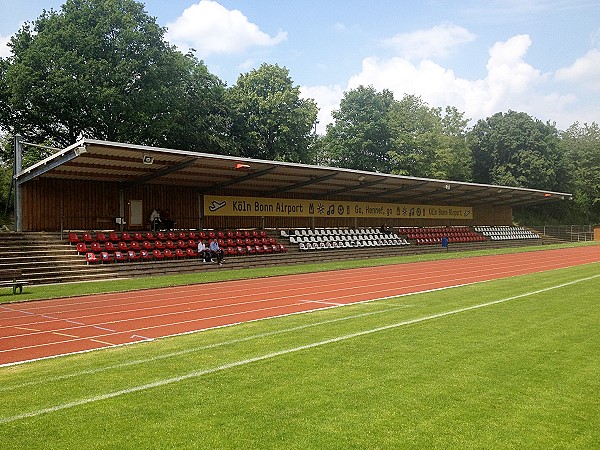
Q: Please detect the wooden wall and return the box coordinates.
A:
[21,178,514,231]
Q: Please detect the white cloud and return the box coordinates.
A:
[0,35,11,58]
[165,0,287,56]
[348,34,543,121]
[555,49,600,91]
[299,84,344,134]
[305,33,595,132]
[383,23,475,60]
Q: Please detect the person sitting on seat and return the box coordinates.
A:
[149,208,162,231]
[209,238,224,265]
[198,240,211,262]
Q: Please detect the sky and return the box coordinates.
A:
[0,0,599,133]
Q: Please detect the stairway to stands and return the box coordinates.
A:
[0,230,543,287]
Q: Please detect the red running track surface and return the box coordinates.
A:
[1,246,599,366]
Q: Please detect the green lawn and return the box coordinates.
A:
[1,251,599,449]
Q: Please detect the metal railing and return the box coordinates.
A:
[529,225,595,242]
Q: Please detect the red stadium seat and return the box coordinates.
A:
[109,232,120,242]
[143,241,154,250]
[154,240,164,249]
[91,242,102,252]
[82,232,93,243]
[104,241,116,252]
[127,250,139,261]
[86,252,99,264]
[133,232,143,241]
[177,240,187,249]
[163,249,174,259]
[152,249,164,260]
[175,248,185,258]
[140,250,152,261]
[165,240,176,249]
[130,241,141,251]
[145,232,156,241]
[188,231,198,239]
[186,248,197,258]
[68,233,80,245]
[100,251,111,263]
[76,242,88,254]
[121,232,132,242]
[114,251,126,262]
[156,232,166,240]
[96,232,108,242]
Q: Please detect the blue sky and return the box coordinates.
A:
[1,0,599,133]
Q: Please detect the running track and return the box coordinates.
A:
[1,246,599,366]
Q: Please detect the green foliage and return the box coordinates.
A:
[0,0,229,152]
[227,63,318,162]
[323,85,395,172]
[560,122,600,221]
[323,88,472,179]
[469,111,564,190]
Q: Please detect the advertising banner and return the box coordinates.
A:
[204,195,472,220]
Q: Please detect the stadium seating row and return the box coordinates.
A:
[474,226,540,240]
[281,228,409,250]
[75,236,281,255]
[73,229,287,264]
[397,226,487,244]
[70,229,268,245]
[85,243,288,265]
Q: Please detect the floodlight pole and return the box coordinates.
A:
[13,134,23,232]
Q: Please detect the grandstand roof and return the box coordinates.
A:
[16,138,572,207]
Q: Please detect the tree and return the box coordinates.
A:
[468,111,564,190]
[432,106,472,182]
[227,63,318,163]
[0,0,229,151]
[560,122,600,221]
[323,85,394,172]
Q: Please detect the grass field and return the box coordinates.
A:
[1,246,599,448]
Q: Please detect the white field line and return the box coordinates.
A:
[1,274,598,425]
[0,305,414,391]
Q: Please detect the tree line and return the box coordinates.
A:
[1,0,599,224]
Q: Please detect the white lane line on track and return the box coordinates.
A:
[0,304,414,388]
[4,248,594,321]
[1,274,597,425]
[0,257,572,341]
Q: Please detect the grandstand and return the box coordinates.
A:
[1,137,578,286]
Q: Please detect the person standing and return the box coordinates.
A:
[149,209,161,231]
[441,235,449,251]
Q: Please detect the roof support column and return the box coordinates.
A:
[119,189,125,231]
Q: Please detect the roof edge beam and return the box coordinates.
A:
[314,177,385,200]
[122,157,199,189]
[199,166,277,194]
[265,172,339,196]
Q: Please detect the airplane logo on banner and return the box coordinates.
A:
[208,200,227,212]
